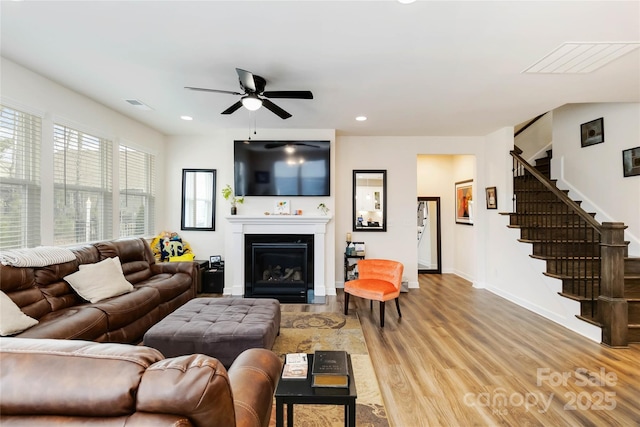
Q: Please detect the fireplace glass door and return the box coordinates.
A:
[245,235,313,303]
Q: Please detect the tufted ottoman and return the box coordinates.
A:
[143,297,280,367]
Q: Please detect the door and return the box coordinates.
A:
[417,197,441,274]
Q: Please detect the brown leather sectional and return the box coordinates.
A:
[0,237,198,343]
[0,337,282,427]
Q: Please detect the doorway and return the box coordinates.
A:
[417,197,441,274]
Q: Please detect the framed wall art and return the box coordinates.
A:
[485,186,497,209]
[580,117,604,147]
[622,146,640,177]
[455,180,473,225]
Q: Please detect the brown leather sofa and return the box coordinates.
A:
[0,237,197,343]
[0,337,282,427]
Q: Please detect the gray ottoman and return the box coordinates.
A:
[143,297,280,367]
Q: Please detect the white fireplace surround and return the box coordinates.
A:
[226,215,332,297]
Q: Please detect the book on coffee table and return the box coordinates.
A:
[282,353,308,379]
[311,350,349,388]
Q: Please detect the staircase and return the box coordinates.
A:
[506,148,640,346]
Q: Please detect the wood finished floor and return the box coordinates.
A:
[281,274,640,426]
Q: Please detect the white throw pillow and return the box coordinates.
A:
[65,257,133,303]
[79,256,124,273]
[0,290,39,336]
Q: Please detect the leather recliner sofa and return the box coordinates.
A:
[0,237,197,343]
[0,337,282,427]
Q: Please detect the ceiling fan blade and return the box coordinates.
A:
[263,90,313,99]
[184,86,243,96]
[262,99,292,119]
[236,68,256,92]
[221,100,243,115]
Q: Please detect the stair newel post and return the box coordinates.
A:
[598,222,628,347]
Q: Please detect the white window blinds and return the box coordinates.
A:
[53,124,112,245]
[119,145,155,237]
[0,105,42,249]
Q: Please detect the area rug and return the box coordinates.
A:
[269,311,389,427]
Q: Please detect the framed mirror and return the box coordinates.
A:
[181,169,216,231]
[353,169,386,232]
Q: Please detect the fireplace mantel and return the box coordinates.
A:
[226,215,332,297]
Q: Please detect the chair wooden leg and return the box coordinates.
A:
[379,301,385,327]
[370,300,373,310]
[395,297,402,318]
[344,292,350,315]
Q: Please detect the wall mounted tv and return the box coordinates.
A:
[234,140,330,196]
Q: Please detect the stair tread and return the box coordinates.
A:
[559,292,596,302]
[544,272,602,280]
[508,223,597,228]
[509,211,596,216]
[576,315,602,327]
[518,238,599,243]
[531,254,600,260]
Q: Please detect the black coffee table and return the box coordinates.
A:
[275,353,357,427]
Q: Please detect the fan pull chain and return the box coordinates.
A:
[248,112,257,140]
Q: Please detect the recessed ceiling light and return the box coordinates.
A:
[180,115,193,121]
[397,0,416,4]
[356,116,367,121]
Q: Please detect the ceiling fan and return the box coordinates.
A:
[185,68,313,119]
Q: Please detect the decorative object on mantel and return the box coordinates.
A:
[274,200,290,215]
[317,203,329,215]
[222,184,244,215]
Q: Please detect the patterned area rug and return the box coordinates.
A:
[269,311,389,427]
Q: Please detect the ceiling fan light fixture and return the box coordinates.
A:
[241,95,262,111]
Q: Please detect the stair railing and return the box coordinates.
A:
[510,150,628,347]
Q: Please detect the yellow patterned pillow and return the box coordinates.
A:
[169,253,195,262]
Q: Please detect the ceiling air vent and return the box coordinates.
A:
[125,99,153,111]
[523,42,640,74]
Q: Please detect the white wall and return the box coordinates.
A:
[0,57,167,242]
[552,103,640,255]
[516,111,553,163]
[452,155,477,281]
[417,156,454,271]
[336,136,484,289]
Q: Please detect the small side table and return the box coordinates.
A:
[344,253,365,282]
[275,353,357,427]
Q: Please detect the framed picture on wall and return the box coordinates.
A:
[580,117,604,147]
[622,146,640,177]
[455,180,473,225]
[485,186,497,209]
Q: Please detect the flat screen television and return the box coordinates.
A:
[234,140,330,196]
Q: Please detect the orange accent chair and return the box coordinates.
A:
[343,259,404,327]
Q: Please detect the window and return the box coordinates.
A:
[0,105,41,249]
[119,145,155,237]
[53,124,112,245]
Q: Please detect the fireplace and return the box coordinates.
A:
[245,234,314,303]
[226,215,331,300]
